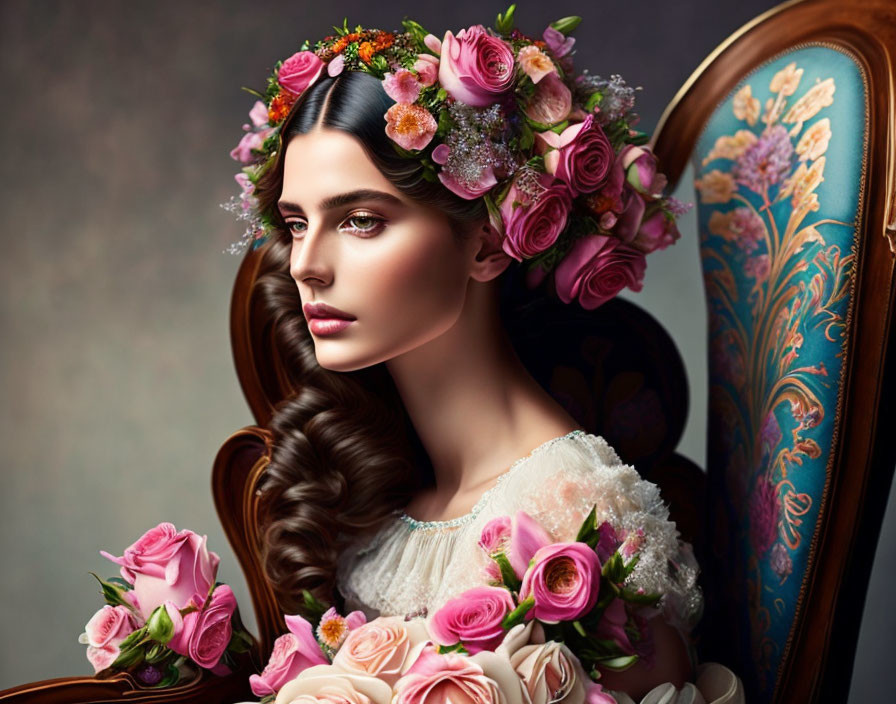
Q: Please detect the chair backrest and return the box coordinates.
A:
[215,245,705,665]
[651,0,896,701]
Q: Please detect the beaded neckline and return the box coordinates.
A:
[396,429,586,531]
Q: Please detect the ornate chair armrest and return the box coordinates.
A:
[0,651,257,704]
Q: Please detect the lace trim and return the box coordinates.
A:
[396,429,586,531]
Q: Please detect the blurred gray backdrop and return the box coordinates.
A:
[1,0,892,700]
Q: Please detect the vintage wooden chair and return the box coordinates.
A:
[2,0,893,701]
[649,0,896,700]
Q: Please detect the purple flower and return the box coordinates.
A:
[770,542,793,582]
[729,207,765,254]
[733,124,793,194]
[759,410,782,457]
[542,26,575,58]
[749,475,779,557]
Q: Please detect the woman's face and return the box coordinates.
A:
[279,126,480,372]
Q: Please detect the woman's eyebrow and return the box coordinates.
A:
[278,189,405,215]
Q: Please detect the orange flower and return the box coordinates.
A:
[358,41,376,65]
[268,90,298,124]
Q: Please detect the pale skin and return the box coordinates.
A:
[279,123,693,698]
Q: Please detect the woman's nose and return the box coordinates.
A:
[289,225,333,286]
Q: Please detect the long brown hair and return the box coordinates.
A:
[248,69,518,616]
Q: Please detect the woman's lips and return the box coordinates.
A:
[308,317,355,335]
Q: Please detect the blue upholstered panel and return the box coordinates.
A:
[692,44,867,702]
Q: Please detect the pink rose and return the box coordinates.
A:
[275,664,394,704]
[414,54,440,87]
[519,543,602,624]
[478,516,511,555]
[249,613,330,697]
[554,234,647,310]
[100,522,220,621]
[537,114,614,196]
[438,25,515,107]
[621,145,667,198]
[278,50,324,95]
[499,173,573,261]
[80,605,140,673]
[167,583,236,673]
[331,616,431,688]
[632,209,681,254]
[428,585,515,654]
[507,511,553,580]
[523,72,572,125]
[394,644,528,704]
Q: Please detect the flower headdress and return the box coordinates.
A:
[222,5,691,310]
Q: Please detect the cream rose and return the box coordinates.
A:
[331,616,431,688]
[274,665,393,704]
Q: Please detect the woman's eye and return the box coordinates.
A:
[344,213,385,235]
[287,220,307,238]
[286,213,385,240]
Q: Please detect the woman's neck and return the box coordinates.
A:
[385,281,581,498]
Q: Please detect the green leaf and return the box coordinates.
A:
[156,664,182,688]
[436,87,448,102]
[436,642,469,655]
[598,654,640,671]
[501,595,535,630]
[492,552,522,592]
[145,642,169,664]
[575,505,598,542]
[550,16,582,35]
[110,643,145,669]
[300,589,330,622]
[401,19,433,48]
[628,130,650,146]
[495,4,517,35]
[519,122,534,151]
[584,91,603,113]
[88,572,135,610]
[572,620,587,637]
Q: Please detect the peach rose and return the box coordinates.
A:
[517,45,556,84]
[274,665,393,704]
[393,644,528,704]
[331,616,431,688]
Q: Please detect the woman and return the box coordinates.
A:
[229,15,745,703]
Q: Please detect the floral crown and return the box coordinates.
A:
[222,5,690,310]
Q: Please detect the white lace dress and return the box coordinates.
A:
[336,429,746,704]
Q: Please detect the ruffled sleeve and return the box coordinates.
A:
[507,433,704,634]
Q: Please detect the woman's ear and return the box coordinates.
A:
[468,219,512,283]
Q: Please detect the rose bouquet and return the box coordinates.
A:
[245,505,659,704]
[79,522,254,687]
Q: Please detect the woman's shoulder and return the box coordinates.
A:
[502,430,666,538]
